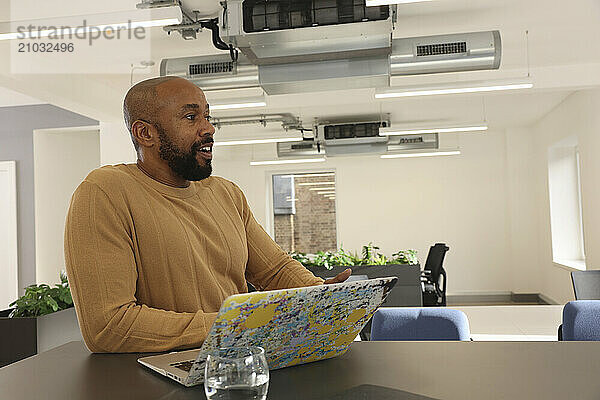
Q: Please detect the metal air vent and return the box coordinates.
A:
[416,42,467,57]
[391,31,501,76]
[221,0,395,65]
[387,133,438,151]
[291,142,315,150]
[189,61,235,76]
[324,122,382,140]
[277,140,322,157]
[242,0,390,33]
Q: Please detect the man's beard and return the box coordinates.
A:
[157,125,212,181]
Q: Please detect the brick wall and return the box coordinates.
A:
[274,174,337,253]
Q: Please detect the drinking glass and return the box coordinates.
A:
[204,346,269,400]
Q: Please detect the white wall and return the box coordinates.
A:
[99,120,136,166]
[509,89,600,304]
[33,128,100,285]
[213,129,512,295]
[0,161,18,309]
[505,128,542,295]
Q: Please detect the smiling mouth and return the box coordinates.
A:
[197,144,213,160]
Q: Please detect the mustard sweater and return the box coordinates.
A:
[64,164,323,353]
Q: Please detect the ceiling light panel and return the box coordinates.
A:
[381,150,461,159]
[250,158,326,166]
[375,80,533,99]
[380,126,488,136]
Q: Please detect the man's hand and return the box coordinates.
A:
[324,268,352,284]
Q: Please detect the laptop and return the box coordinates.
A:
[138,276,397,387]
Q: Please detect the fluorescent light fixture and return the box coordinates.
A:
[381,150,461,159]
[309,187,336,191]
[280,173,335,178]
[317,191,336,195]
[366,0,432,5]
[250,158,326,166]
[380,125,488,136]
[0,7,182,41]
[300,182,335,186]
[210,96,266,111]
[214,137,300,146]
[375,80,533,99]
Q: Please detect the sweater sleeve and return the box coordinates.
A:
[229,184,324,290]
[64,181,217,353]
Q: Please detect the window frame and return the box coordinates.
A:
[265,168,340,253]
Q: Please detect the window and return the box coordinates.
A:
[548,138,586,269]
[272,172,337,253]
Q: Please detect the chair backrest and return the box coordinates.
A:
[346,274,369,282]
[562,301,600,341]
[571,271,600,300]
[370,307,470,341]
[423,243,449,283]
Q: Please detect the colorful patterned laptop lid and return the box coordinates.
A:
[184,277,397,386]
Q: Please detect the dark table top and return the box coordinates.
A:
[1,340,600,399]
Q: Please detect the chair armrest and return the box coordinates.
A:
[440,268,447,293]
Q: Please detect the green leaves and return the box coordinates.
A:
[8,271,74,318]
[360,243,388,266]
[390,249,419,266]
[290,243,419,269]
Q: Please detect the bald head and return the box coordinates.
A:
[123,76,183,151]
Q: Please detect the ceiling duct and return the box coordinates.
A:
[210,113,305,131]
[259,56,390,95]
[220,0,395,65]
[277,140,323,158]
[276,116,439,157]
[390,31,501,76]
[317,117,389,156]
[387,133,438,152]
[160,53,259,91]
[161,7,501,94]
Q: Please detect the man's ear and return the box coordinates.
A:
[131,120,156,150]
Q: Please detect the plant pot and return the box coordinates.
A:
[0,307,83,367]
[305,264,423,307]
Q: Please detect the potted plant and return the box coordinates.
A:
[0,272,82,367]
[292,243,422,308]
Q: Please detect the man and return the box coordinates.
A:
[64,76,351,353]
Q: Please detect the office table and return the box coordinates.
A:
[1,341,599,399]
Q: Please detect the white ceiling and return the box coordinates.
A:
[0,86,43,108]
[0,0,598,136]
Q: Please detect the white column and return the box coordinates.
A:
[100,120,137,166]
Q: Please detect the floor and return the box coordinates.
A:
[354,304,565,342]
[449,305,563,341]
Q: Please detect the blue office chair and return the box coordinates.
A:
[562,301,600,341]
[370,307,471,341]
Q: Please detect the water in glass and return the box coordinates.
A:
[204,346,269,400]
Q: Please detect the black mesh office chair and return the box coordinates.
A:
[558,271,600,340]
[571,271,600,299]
[421,243,450,306]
